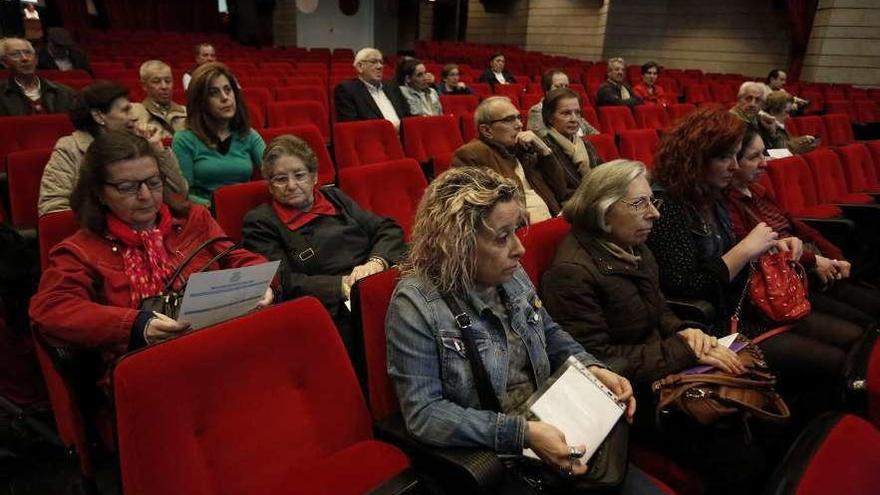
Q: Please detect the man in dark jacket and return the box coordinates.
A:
[334,47,410,129]
[36,28,92,76]
[0,37,75,116]
[595,57,642,108]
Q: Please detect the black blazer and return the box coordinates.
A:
[334,79,411,123]
[37,48,93,77]
[477,69,516,87]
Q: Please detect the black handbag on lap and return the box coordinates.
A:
[139,236,239,319]
[442,294,629,493]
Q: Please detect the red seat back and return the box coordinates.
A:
[337,158,426,240]
[520,93,543,112]
[855,100,879,124]
[246,101,266,129]
[598,106,636,134]
[0,115,73,171]
[683,84,711,105]
[333,120,404,170]
[38,210,79,268]
[633,105,670,130]
[517,217,571,290]
[257,125,336,185]
[213,180,272,242]
[822,113,855,146]
[803,149,862,203]
[493,83,526,102]
[266,101,330,143]
[241,87,271,115]
[667,103,696,123]
[766,156,838,218]
[825,100,857,122]
[585,133,620,161]
[618,129,660,169]
[833,144,875,192]
[275,86,327,110]
[439,94,479,117]
[789,116,829,145]
[6,148,52,229]
[400,115,463,165]
[581,105,601,131]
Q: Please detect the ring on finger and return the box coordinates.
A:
[568,446,584,459]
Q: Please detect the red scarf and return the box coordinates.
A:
[106,204,175,308]
[271,189,337,231]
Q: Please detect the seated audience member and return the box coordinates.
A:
[477,52,516,88]
[39,81,187,216]
[334,47,410,128]
[30,131,271,384]
[396,58,443,117]
[527,68,599,138]
[37,28,92,76]
[182,43,216,90]
[542,160,781,495]
[730,81,777,146]
[131,60,187,140]
[0,37,75,116]
[540,88,603,193]
[767,69,808,113]
[386,166,665,494]
[172,62,265,206]
[437,64,472,95]
[452,96,567,224]
[762,90,817,154]
[0,38,6,69]
[726,127,880,326]
[595,57,642,108]
[647,107,863,411]
[632,61,669,107]
[242,135,405,356]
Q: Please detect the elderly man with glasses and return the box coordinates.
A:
[451,96,568,224]
[0,37,75,116]
[334,47,410,128]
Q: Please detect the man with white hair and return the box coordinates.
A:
[131,60,187,139]
[182,43,216,90]
[0,37,75,116]
[730,81,777,144]
[334,47,410,128]
[595,57,642,108]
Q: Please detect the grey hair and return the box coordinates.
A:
[260,134,318,179]
[139,60,171,82]
[354,47,382,67]
[737,81,771,101]
[0,37,33,57]
[563,159,647,233]
[474,96,513,132]
[607,57,626,68]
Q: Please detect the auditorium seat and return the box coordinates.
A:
[520,93,543,113]
[667,103,697,123]
[283,76,325,87]
[241,87,272,115]
[855,101,879,124]
[6,148,51,230]
[267,101,330,143]
[246,101,266,129]
[439,94,479,117]
[825,100,857,123]
[582,105,601,131]
[493,83,526,101]
[766,155,842,219]
[460,112,478,142]
[469,82,491,99]
[834,144,880,194]
[822,113,856,146]
[0,114,73,172]
[213,180,272,242]
[400,115,463,176]
[337,159,426,240]
[802,149,874,205]
[257,125,336,185]
[585,133,621,161]
[275,86,327,110]
[598,106,637,135]
[333,120,404,170]
[866,141,880,181]
[114,297,415,495]
[683,84,711,105]
[634,104,670,130]
[517,217,570,290]
[788,116,829,146]
[618,129,660,168]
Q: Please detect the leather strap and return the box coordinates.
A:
[163,236,235,292]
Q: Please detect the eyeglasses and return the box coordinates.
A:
[5,49,36,60]
[269,171,313,187]
[488,114,521,125]
[619,195,662,212]
[481,217,529,247]
[104,175,163,195]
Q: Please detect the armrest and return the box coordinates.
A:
[797,217,856,257]
[374,414,506,493]
[666,298,715,324]
[366,468,420,495]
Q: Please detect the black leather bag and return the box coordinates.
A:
[139,236,238,319]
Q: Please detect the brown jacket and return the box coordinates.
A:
[131,98,187,140]
[451,138,568,216]
[541,229,697,385]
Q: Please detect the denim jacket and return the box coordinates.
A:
[386,266,603,455]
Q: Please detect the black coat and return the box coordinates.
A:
[595,81,643,108]
[37,47,92,76]
[334,79,411,123]
[477,69,516,88]
[0,75,75,116]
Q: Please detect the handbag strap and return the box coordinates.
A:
[162,236,235,292]
[441,293,502,413]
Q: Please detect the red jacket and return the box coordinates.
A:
[633,83,669,107]
[30,205,267,359]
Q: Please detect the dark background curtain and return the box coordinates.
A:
[57,0,223,35]
[786,0,819,82]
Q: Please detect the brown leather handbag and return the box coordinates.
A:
[652,342,790,426]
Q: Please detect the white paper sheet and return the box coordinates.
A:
[767,148,793,159]
[524,357,625,464]
[176,261,280,330]
[718,333,739,348]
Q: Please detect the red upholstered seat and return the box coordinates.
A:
[246,100,265,129]
[333,119,404,170]
[6,148,52,229]
[855,100,879,124]
[821,113,855,146]
[213,180,272,242]
[439,94,479,117]
[0,114,73,172]
[683,84,711,105]
[337,158,426,240]
[582,105,601,131]
[866,140,880,183]
[517,217,571,290]
[834,144,880,193]
[598,106,637,135]
[585,133,620,161]
[493,83,526,101]
[114,297,411,495]
[257,125,336,185]
[520,93,543,113]
[241,87,271,115]
[789,116,829,145]
[634,104,670,130]
[469,82,491,99]
[275,85,327,110]
[825,100,857,122]
[803,149,874,204]
[400,115,463,176]
[766,156,842,219]
[267,101,330,143]
[618,129,660,169]
[667,103,696,123]
[460,112,478,142]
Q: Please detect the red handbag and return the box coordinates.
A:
[749,250,811,323]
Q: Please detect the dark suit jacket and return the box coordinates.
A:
[334,79,411,123]
[477,69,516,88]
[0,76,76,116]
[595,81,643,108]
[37,47,93,76]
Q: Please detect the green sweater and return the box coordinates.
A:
[172,129,266,205]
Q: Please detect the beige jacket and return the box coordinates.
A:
[38,130,189,216]
[131,98,187,140]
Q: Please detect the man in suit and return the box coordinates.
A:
[595,57,642,108]
[334,47,410,129]
[37,28,92,76]
[0,37,75,116]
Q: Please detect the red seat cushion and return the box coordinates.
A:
[793,416,880,495]
[280,441,410,495]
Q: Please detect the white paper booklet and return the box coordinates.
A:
[523,357,626,464]
[767,148,793,159]
[176,260,280,330]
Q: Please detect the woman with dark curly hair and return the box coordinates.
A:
[646,107,863,413]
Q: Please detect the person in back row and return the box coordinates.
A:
[172,62,265,206]
[540,88,603,194]
[767,69,808,113]
[37,28,92,76]
[632,61,669,107]
[396,57,442,117]
[131,60,187,140]
[761,90,817,154]
[182,42,216,90]
[334,47,410,129]
[527,68,599,138]
[437,64,473,96]
[595,57,642,108]
[452,96,568,224]
[729,81,777,147]
[477,52,516,88]
[0,37,75,116]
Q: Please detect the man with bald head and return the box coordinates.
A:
[452,96,568,224]
[0,37,75,116]
[334,47,410,128]
[131,60,187,139]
